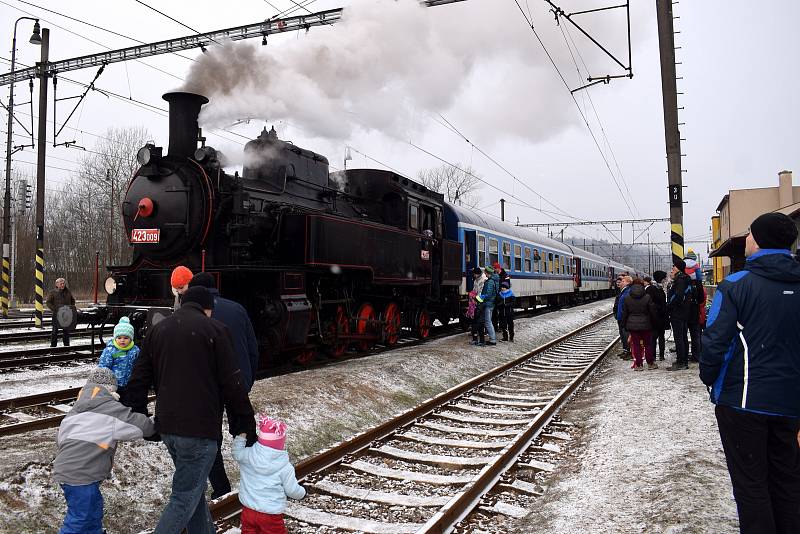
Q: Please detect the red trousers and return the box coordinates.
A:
[241,506,287,534]
[629,330,653,366]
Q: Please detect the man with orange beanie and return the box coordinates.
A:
[170,266,193,310]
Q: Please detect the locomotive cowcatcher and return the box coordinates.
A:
[97,92,463,367]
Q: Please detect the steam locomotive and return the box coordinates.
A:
[95,91,635,368]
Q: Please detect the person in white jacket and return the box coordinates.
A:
[233,414,305,533]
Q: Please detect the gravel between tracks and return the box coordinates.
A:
[0,300,611,533]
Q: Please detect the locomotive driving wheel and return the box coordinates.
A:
[325,305,349,358]
[354,302,378,352]
[381,302,401,346]
[414,309,431,339]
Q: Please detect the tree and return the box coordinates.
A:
[417,163,481,208]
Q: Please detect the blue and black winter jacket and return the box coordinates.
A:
[614,286,631,322]
[699,249,800,417]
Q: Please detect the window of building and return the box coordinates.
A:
[514,244,522,271]
[524,247,531,272]
[478,235,487,268]
[489,238,499,267]
[502,242,511,269]
[409,204,419,230]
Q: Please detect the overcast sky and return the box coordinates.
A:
[1,0,798,267]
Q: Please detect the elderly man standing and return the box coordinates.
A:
[46,278,75,347]
[125,286,256,534]
[700,212,800,534]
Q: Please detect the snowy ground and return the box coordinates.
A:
[510,338,739,534]
[0,300,611,533]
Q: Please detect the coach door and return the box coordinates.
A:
[464,230,477,291]
[573,257,582,289]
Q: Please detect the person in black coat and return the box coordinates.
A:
[497,280,515,342]
[188,272,261,499]
[666,259,694,371]
[621,279,658,370]
[645,272,669,361]
[125,286,256,533]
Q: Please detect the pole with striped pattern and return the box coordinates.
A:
[671,223,685,265]
[34,246,44,328]
[1,253,8,318]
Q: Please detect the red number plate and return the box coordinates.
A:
[131,228,160,243]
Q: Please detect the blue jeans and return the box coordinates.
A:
[155,434,218,534]
[483,305,496,343]
[59,482,103,534]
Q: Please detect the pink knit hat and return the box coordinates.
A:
[257,414,287,450]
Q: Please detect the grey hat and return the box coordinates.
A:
[87,367,118,391]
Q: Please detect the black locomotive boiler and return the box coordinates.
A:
[101,92,463,366]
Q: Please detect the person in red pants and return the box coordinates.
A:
[621,278,658,370]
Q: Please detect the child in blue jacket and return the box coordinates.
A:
[233,414,306,533]
[98,317,139,401]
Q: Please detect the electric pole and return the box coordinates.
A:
[656,0,684,264]
[33,27,48,328]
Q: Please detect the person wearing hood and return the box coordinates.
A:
[666,259,693,371]
[469,267,487,345]
[684,249,704,282]
[476,266,499,346]
[497,280,515,342]
[53,367,155,534]
[233,414,305,533]
[621,279,658,370]
[700,212,800,534]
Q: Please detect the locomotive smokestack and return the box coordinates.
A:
[162,92,209,158]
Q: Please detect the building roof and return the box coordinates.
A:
[716,194,730,212]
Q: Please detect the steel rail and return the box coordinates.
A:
[419,334,618,532]
[0,328,105,344]
[209,312,614,524]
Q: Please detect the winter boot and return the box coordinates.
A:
[502,330,509,342]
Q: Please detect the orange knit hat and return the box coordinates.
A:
[170,266,193,288]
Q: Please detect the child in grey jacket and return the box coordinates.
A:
[53,367,154,534]
[233,414,305,533]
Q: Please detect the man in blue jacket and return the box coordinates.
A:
[613,275,632,358]
[700,212,800,534]
[189,272,260,500]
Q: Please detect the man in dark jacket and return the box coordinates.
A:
[613,275,632,358]
[45,277,75,347]
[189,272,260,499]
[700,212,800,534]
[666,259,693,371]
[125,286,256,534]
[645,272,669,361]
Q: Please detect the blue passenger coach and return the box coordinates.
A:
[444,203,628,309]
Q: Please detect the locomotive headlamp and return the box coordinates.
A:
[104,276,117,295]
[137,143,162,166]
[194,146,217,162]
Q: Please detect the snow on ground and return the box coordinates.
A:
[0,299,610,533]
[509,339,739,534]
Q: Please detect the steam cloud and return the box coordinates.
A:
[183,0,629,144]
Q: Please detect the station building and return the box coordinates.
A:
[709,170,800,283]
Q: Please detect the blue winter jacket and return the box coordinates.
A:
[478,273,500,307]
[699,249,800,417]
[614,286,631,322]
[208,288,260,391]
[232,436,306,514]
[98,340,140,387]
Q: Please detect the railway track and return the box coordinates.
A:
[210,313,619,533]
[0,343,102,371]
[0,327,107,345]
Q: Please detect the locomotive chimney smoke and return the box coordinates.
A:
[182,0,645,144]
[163,92,210,158]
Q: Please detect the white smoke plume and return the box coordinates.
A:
[183,0,632,144]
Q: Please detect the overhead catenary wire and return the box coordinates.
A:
[510,0,639,219]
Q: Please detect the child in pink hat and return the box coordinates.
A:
[233,414,305,534]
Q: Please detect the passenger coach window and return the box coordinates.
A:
[524,247,531,272]
[555,255,560,274]
[514,244,522,271]
[502,242,511,269]
[548,253,554,274]
[478,235,487,267]
[409,205,419,230]
[534,249,540,272]
[489,238,499,267]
